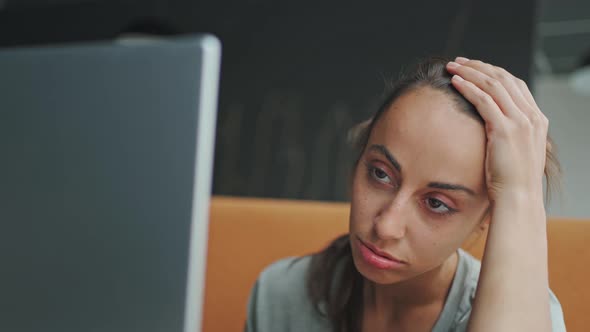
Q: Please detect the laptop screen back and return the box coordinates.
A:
[0,35,220,332]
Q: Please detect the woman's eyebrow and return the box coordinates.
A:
[368,144,401,173]
[368,144,476,196]
[427,182,476,196]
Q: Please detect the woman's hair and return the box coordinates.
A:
[306,57,562,332]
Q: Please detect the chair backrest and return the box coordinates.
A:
[203,196,590,332]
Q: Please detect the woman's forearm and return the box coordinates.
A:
[467,190,551,332]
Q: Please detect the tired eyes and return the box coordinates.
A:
[365,163,458,217]
[426,197,456,215]
[372,167,392,184]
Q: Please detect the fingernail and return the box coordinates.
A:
[452,75,464,82]
[447,61,460,69]
[455,56,470,64]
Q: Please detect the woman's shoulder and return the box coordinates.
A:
[260,255,310,281]
[255,255,312,300]
[245,255,331,332]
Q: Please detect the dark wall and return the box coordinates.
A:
[0,0,539,201]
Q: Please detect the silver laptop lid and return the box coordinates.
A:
[0,34,220,332]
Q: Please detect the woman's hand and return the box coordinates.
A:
[446,57,553,332]
[446,57,548,203]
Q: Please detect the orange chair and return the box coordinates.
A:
[203,196,590,332]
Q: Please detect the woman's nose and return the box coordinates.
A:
[373,198,409,240]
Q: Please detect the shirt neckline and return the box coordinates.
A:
[431,249,469,332]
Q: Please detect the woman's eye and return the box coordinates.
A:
[426,198,451,214]
[371,167,392,184]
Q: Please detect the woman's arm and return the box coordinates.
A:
[447,57,553,332]
[470,191,551,332]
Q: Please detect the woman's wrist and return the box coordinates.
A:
[491,188,547,226]
[492,185,544,206]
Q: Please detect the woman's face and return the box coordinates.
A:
[349,87,490,285]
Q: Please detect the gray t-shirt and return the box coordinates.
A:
[245,249,566,332]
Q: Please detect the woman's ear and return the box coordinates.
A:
[462,206,491,251]
[472,215,489,240]
[479,213,491,231]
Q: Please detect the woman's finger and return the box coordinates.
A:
[454,57,539,123]
[447,61,521,120]
[456,58,531,108]
[513,76,547,121]
[450,74,505,128]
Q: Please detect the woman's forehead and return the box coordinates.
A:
[369,88,487,188]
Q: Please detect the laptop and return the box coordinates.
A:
[0,34,220,332]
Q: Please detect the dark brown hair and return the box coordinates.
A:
[306,57,562,332]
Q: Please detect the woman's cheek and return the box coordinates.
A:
[416,228,461,262]
[350,194,377,233]
[350,201,371,232]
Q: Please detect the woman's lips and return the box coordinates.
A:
[358,238,406,270]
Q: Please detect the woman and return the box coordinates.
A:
[245,57,566,332]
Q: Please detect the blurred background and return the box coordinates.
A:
[1,0,588,217]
